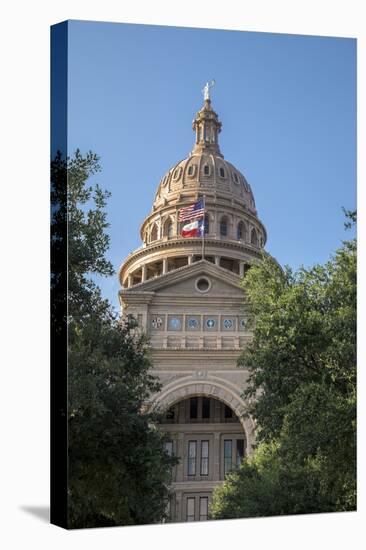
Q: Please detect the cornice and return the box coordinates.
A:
[119,237,264,281]
[118,290,155,306]
[151,348,241,361]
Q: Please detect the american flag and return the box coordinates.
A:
[178,199,205,222]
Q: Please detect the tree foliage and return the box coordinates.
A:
[51,150,175,528]
[211,214,356,519]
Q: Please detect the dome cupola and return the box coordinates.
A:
[192,96,223,157]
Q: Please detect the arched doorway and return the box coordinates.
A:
[153,384,255,523]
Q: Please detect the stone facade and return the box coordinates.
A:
[119,96,267,522]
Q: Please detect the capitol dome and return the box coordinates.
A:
[119,93,267,289]
[153,99,257,215]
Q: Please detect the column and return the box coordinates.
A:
[215,255,220,266]
[127,275,132,288]
[239,261,245,278]
[163,257,168,274]
[175,209,179,237]
[216,216,220,238]
[188,255,193,265]
[141,264,147,282]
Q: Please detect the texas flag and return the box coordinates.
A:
[181,219,204,238]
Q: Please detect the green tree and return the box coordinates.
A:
[211,214,356,519]
[51,150,175,528]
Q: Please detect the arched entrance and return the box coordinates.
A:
[151,379,256,523]
[153,378,255,453]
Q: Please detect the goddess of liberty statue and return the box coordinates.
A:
[203,79,215,100]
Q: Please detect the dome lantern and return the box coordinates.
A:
[192,98,223,157]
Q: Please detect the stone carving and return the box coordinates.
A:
[202,79,215,101]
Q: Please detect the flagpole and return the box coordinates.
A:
[202,195,206,260]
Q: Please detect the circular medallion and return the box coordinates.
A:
[151,316,163,329]
[188,318,199,329]
[169,317,181,330]
[206,319,216,329]
[223,318,233,329]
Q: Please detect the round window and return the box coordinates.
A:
[195,277,211,293]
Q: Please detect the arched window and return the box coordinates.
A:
[204,214,210,235]
[173,167,181,180]
[150,223,158,242]
[188,165,194,176]
[237,221,245,241]
[220,216,228,237]
[251,228,258,246]
[219,167,225,178]
[203,164,210,176]
[163,218,174,239]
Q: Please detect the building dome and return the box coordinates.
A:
[119,94,267,289]
[152,99,257,215]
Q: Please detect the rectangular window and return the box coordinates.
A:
[188,441,197,475]
[164,440,173,457]
[236,439,244,467]
[200,440,209,475]
[199,497,208,521]
[187,497,195,522]
[190,397,198,419]
[224,440,232,475]
[202,397,210,419]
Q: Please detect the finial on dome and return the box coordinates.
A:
[202,79,215,101]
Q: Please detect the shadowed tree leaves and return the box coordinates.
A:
[211,212,356,519]
[52,150,176,528]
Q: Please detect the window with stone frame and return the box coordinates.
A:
[236,439,245,467]
[220,216,228,237]
[200,441,209,475]
[163,218,174,239]
[186,497,195,521]
[199,497,208,521]
[150,223,158,242]
[224,439,233,476]
[237,221,246,240]
[188,441,197,476]
[251,227,258,246]
[204,213,210,234]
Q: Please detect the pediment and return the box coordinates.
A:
[122,260,245,297]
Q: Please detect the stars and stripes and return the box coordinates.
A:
[178,199,205,222]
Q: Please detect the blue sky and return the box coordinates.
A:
[66,20,356,311]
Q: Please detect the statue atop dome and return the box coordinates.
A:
[202,79,215,101]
